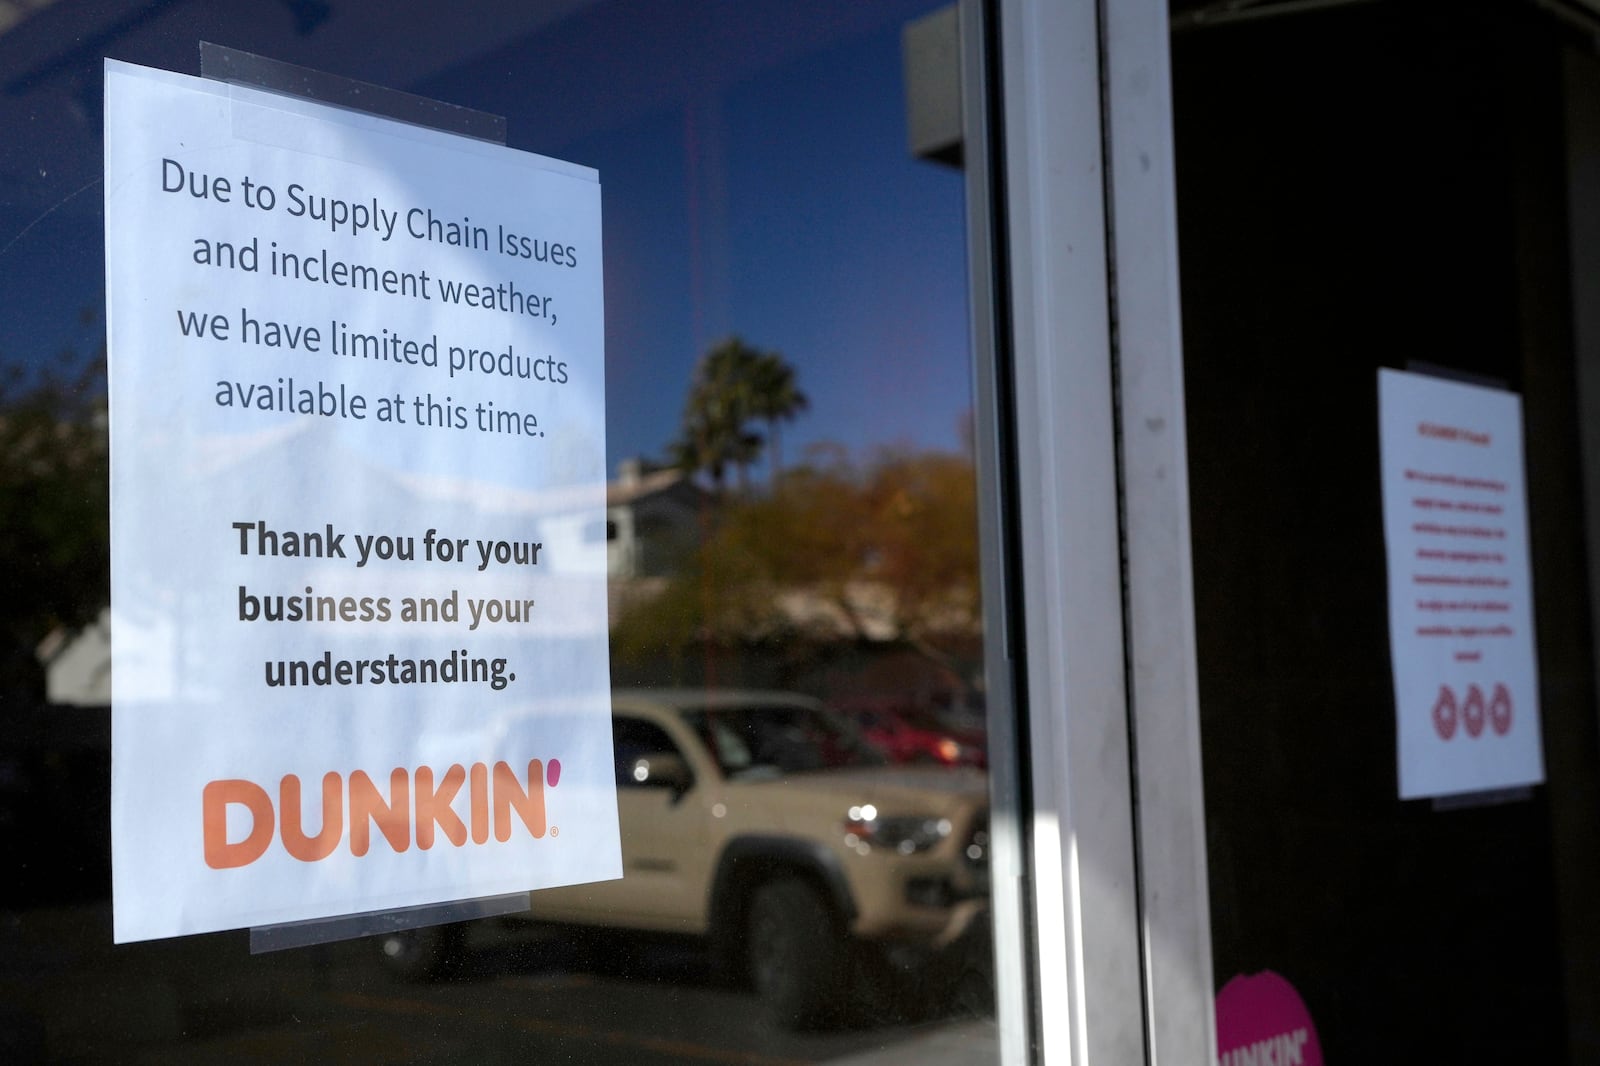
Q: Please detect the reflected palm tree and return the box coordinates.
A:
[749,351,808,484]
[672,337,805,493]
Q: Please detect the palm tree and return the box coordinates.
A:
[669,338,808,492]
[749,351,808,483]
[671,338,766,492]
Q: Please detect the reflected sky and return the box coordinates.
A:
[0,0,969,471]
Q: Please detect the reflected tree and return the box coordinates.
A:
[614,442,980,687]
[749,350,808,483]
[670,337,805,492]
[0,334,109,698]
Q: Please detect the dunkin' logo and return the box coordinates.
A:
[203,758,562,869]
[1216,970,1323,1066]
[1431,683,1512,740]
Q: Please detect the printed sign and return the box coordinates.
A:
[1378,369,1544,800]
[104,59,619,942]
[1216,970,1323,1066]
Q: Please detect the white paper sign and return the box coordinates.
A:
[1378,369,1544,799]
[104,60,619,942]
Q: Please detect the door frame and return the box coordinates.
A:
[962,1,1215,1061]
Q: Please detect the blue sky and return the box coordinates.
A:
[2,0,972,475]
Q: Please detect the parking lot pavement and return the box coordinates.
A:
[0,904,998,1064]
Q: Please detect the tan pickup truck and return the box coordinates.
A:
[379,689,991,1027]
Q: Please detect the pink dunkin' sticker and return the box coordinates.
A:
[1216,970,1323,1066]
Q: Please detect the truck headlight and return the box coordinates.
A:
[844,806,953,855]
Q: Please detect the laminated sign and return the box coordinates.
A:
[104,59,619,942]
[1378,369,1544,800]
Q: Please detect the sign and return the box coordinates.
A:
[104,60,619,942]
[1378,369,1544,800]
[1216,971,1323,1066]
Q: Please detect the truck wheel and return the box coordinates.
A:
[747,877,844,1028]
[375,923,465,982]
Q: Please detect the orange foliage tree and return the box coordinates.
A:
[613,443,980,683]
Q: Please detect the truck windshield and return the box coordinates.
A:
[683,705,889,777]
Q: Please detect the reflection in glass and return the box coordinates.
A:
[0,0,994,1059]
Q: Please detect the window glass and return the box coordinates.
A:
[1,0,1000,1059]
[612,717,684,787]
[683,703,887,776]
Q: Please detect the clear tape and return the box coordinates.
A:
[250,892,530,954]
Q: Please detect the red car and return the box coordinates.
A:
[836,699,987,769]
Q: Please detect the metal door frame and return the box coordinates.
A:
[962,2,1216,1061]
